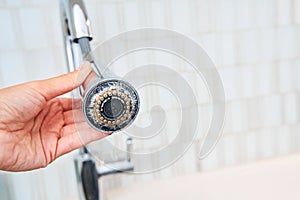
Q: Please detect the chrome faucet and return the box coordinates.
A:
[59,1,136,200]
[59,0,92,71]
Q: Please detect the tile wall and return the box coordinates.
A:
[0,0,300,199]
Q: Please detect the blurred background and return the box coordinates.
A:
[0,0,300,199]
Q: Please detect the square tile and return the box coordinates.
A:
[259,29,276,62]
[211,0,235,31]
[221,32,236,66]
[240,66,257,98]
[234,0,255,30]
[170,0,192,33]
[276,0,292,26]
[253,0,276,28]
[256,64,277,96]
[283,93,298,124]
[5,0,24,7]
[275,27,297,60]
[148,0,167,28]
[123,1,141,30]
[0,10,17,51]
[237,30,260,64]
[260,95,283,128]
[193,0,210,33]
[0,51,28,87]
[293,0,300,25]
[278,61,293,93]
[231,101,248,133]
[100,2,122,38]
[18,7,50,49]
[219,68,240,100]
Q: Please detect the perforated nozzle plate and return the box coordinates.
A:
[82,79,139,134]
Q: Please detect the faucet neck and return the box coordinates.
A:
[59,0,93,72]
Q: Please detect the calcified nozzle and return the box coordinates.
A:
[83,79,139,134]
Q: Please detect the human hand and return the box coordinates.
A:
[0,62,108,171]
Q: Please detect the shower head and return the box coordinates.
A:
[83,78,139,134]
[77,38,140,134]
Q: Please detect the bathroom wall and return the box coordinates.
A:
[0,0,300,199]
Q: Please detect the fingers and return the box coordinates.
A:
[57,98,81,111]
[63,109,86,125]
[82,70,97,90]
[56,122,109,157]
[35,62,93,101]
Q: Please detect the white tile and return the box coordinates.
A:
[292,60,300,90]
[11,173,34,200]
[194,0,210,32]
[199,142,220,170]
[18,8,49,49]
[51,47,68,74]
[148,0,167,28]
[221,32,236,66]
[100,3,122,38]
[260,95,283,128]
[247,98,262,130]
[197,105,212,139]
[237,30,260,64]
[240,66,256,98]
[182,147,197,173]
[0,10,17,51]
[246,132,259,161]
[290,124,300,152]
[259,129,275,158]
[28,0,53,6]
[293,0,300,25]
[219,68,240,100]
[5,0,24,7]
[46,6,64,47]
[278,61,293,93]
[198,33,220,66]
[276,126,292,155]
[275,27,297,60]
[170,0,192,33]
[184,71,210,105]
[211,0,235,31]
[234,0,255,30]
[231,101,248,133]
[0,0,5,7]
[283,93,298,124]
[0,51,28,87]
[256,64,277,96]
[259,29,276,62]
[222,135,237,166]
[123,1,140,30]
[277,0,292,26]
[222,104,233,134]
[22,49,58,81]
[253,0,276,28]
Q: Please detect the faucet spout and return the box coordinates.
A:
[60,0,92,42]
[59,0,93,72]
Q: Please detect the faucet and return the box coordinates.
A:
[59,1,137,199]
[75,138,134,200]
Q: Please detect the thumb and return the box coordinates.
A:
[36,62,92,100]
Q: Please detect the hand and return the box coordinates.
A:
[0,62,108,171]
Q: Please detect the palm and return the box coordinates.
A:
[0,63,107,171]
